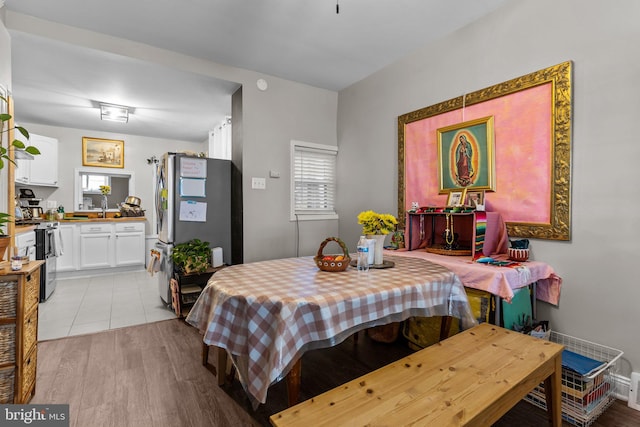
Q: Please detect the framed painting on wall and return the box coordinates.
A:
[82,137,124,168]
[397,61,572,240]
[437,116,495,193]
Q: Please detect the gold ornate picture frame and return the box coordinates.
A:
[398,61,572,240]
[82,137,124,168]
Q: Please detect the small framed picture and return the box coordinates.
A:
[446,188,467,206]
[466,190,485,207]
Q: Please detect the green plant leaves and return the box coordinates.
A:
[171,239,211,274]
[15,126,30,140]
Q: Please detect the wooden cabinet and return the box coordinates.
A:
[0,261,43,404]
[406,211,476,255]
[171,266,224,318]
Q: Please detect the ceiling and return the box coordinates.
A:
[2,0,511,143]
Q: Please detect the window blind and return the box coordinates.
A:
[293,144,337,215]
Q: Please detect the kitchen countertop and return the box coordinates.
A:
[15,216,146,233]
[58,216,147,223]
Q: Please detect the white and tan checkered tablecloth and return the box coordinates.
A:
[186,255,476,404]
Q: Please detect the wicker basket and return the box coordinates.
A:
[0,367,15,404]
[314,237,351,272]
[0,280,17,318]
[0,324,15,365]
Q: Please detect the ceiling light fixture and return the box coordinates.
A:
[100,103,129,123]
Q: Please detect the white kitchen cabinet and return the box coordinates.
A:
[15,158,30,184]
[114,222,145,266]
[56,224,77,272]
[79,223,112,269]
[13,134,59,187]
[29,134,58,186]
[56,221,146,277]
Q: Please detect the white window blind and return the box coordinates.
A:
[291,140,338,219]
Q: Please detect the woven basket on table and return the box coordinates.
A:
[314,237,351,272]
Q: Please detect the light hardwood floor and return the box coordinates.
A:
[34,319,640,427]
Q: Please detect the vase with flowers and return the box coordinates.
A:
[357,210,398,265]
[99,185,111,217]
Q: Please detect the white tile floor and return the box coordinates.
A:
[37,270,176,341]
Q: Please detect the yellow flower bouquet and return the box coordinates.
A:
[357,210,398,235]
[99,185,111,195]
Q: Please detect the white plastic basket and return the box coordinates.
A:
[524,330,624,427]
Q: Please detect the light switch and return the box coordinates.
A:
[251,177,266,190]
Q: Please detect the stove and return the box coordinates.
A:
[15,219,60,301]
[15,219,59,229]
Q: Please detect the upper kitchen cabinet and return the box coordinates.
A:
[15,134,59,187]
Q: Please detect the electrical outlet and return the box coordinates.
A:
[251,177,266,190]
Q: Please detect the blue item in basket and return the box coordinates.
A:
[562,349,606,377]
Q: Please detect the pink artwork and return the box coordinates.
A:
[404,83,552,225]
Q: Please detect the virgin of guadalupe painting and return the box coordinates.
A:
[437,116,495,192]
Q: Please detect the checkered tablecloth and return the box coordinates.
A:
[186,255,476,404]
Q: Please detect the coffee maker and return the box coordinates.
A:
[17,188,44,220]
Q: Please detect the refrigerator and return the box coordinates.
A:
[155,152,232,304]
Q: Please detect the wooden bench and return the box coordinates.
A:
[270,323,564,427]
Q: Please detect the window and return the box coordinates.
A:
[290,140,338,221]
[81,173,111,193]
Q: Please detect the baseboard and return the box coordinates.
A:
[630,372,640,411]
[613,373,630,401]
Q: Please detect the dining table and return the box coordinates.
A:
[185,254,477,407]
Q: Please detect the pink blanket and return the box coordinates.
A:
[388,249,562,305]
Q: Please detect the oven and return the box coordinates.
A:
[34,221,59,302]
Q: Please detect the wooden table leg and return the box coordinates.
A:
[543,353,563,426]
[439,316,453,341]
[202,342,209,366]
[286,358,302,407]
[216,347,228,386]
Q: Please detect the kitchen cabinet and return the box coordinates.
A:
[56,224,77,272]
[115,222,145,266]
[0,261,43,404]
[29,135,58,186]
[79,223,112,269]
[14,134,59,187]
[14,158,29,184]
[56,220,146,276]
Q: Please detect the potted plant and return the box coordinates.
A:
[0,95,40,260]
[170,239,211,274]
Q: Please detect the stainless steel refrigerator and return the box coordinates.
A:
[154,153,232,304]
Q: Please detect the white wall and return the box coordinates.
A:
[16,122,205,237]
[337,0,640,375]
[5,13,340,263]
